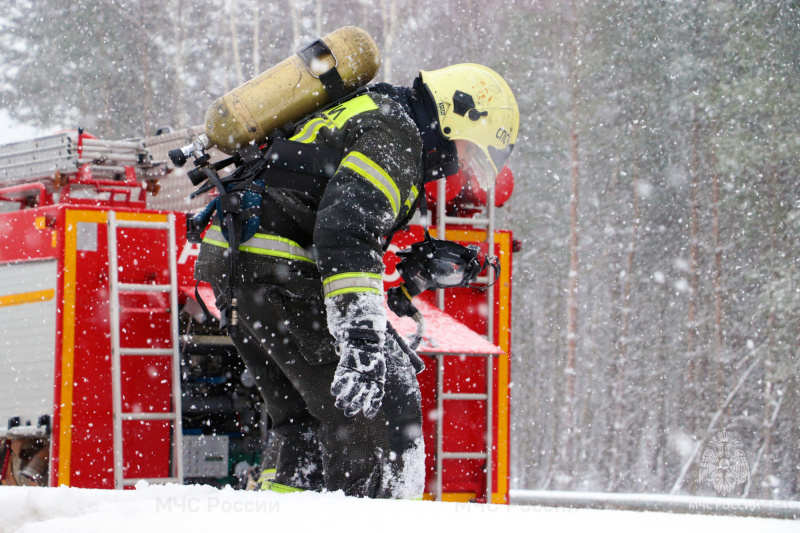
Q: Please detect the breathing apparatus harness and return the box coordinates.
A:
[173,131,344,339]
[171,38,352,338]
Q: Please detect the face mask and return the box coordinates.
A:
[393,230,500,297]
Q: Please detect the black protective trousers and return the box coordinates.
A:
[211,261,423,498]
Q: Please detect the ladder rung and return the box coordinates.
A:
[442,452,488,460]
[122,477,180,486]
[118,283,171,292]
[82,138,146,151]
[121,412,179,421]
[443,215,490,226]
[120,348,175,356]
[79,151,143,164]
[442,393,488,401]
[114,220,170,230]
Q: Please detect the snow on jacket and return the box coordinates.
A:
[194,89,425,350]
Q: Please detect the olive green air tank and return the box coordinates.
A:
[204,26,381,154]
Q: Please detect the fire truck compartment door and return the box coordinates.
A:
[0,260,57,428]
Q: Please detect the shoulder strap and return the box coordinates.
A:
[262,188,318,237]
[297,39,350,102]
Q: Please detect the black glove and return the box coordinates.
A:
[331,339,386,419]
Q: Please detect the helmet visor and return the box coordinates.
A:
[462,143,513,191]
[468,149,495,192]
[489,144,514,172]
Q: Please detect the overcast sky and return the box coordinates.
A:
[0,110,52,145]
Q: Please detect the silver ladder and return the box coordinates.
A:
[0,132,166,186]
[107,211,184,489]
[434,352,495,502]
[433,180,497,503]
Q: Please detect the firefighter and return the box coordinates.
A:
[193,63,519,498]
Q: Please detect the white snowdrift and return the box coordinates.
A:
[0,483,796,533]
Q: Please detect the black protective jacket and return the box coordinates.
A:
[195,81,453,343]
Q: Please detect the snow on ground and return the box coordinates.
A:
[0,484,796,533]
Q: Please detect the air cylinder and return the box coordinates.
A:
[204,26,381,154]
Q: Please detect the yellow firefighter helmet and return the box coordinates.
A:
[420,63,519,191]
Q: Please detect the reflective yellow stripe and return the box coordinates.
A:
[258,468,277,482]
[205,225,308,248]
[323,94,378,128]
[237,244,315,262]
[405,185,419,212]
[339,152,400,216]
[324,272,383,284]
[323,272,383,298]
[203,225,315,263]
[290,117,329,144]
[326,286,382,298]
[260,480,305,493]
[290,94,378,144]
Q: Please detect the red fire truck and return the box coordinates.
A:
[0,127,514,503]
